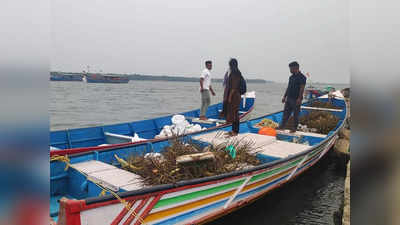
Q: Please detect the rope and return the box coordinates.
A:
[50,155,147,224]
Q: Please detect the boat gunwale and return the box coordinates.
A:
[80,97,347,206]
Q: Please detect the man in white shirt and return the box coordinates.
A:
[199,60,216,120]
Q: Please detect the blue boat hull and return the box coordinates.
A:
[50,96,347,224]
[50,93,256,154]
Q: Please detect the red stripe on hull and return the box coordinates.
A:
[134,194,162,225]
[123,197,149,225]
[111,200,136,225]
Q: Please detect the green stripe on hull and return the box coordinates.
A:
[250,158,302,183]
[154,179,244,209]
[154,160,298,209]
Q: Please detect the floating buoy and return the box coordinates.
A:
[258,127,277,136]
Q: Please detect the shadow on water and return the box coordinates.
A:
[207,150,347,225]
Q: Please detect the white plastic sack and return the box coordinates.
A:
[131,133,147,142]
[171,114,186,125]
[155,115,205,138]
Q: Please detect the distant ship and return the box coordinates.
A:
[50,72,83,81]
[84,73,130,83]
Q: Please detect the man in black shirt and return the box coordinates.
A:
[278,61,307,132]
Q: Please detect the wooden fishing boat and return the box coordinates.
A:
[50,92,256,156]
[50,94,347,225]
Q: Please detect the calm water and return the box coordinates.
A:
[50,80,348,224]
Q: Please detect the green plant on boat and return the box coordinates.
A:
[116,134,260,186]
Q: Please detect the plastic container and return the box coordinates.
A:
[258,127,277,136]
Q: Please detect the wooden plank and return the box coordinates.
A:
[176,152,215,164]
[276,130,327,138]
[72,160,145,192]
[72,160,117,174]
[192,131,276,149]
[256,140,310,158]
[190,117,226,124]
[218,109,247,114]
[301,106,343,112]
[104,132,134,141]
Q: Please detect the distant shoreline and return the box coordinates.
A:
[50,72,271,83]
[50,71,349,85]
[127,74,270,83]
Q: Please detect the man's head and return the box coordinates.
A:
[205,60,212,70]
[289,61,300,74]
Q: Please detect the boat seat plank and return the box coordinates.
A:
[72,160,144,192]
[218,109,247,114]
[193,131,310,158]
[192,131,276,150]
[120,182,146,191]
[276,130,327,138]
[257,140,310,158]
[301,106,343,112]
[189,117,226,124]
[104,132,136,141]
[72,160,116,174]
[88,169,143,192]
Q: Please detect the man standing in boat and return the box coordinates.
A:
[278,61,307,133]
[199,60,216,120]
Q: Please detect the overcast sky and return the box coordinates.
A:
[51,0,349,83]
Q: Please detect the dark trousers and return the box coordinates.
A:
[232,117,239,133]
[220,87,228,118]
[220,100,228,118]
[279,98,301,130]
[231,102,240,133]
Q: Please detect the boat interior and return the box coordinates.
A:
[50,97,346,221]
[50,95,255,150]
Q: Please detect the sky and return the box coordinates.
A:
[51,0,349,83]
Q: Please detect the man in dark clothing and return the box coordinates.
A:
[219,69,230,118]
[226,58,242,136]
[278,61,307,133]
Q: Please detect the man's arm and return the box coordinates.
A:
[200,78,204,91]
[296,85,305,105]
[209,85,216,96]
[223,71,228,87]
[282,86,288,103]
